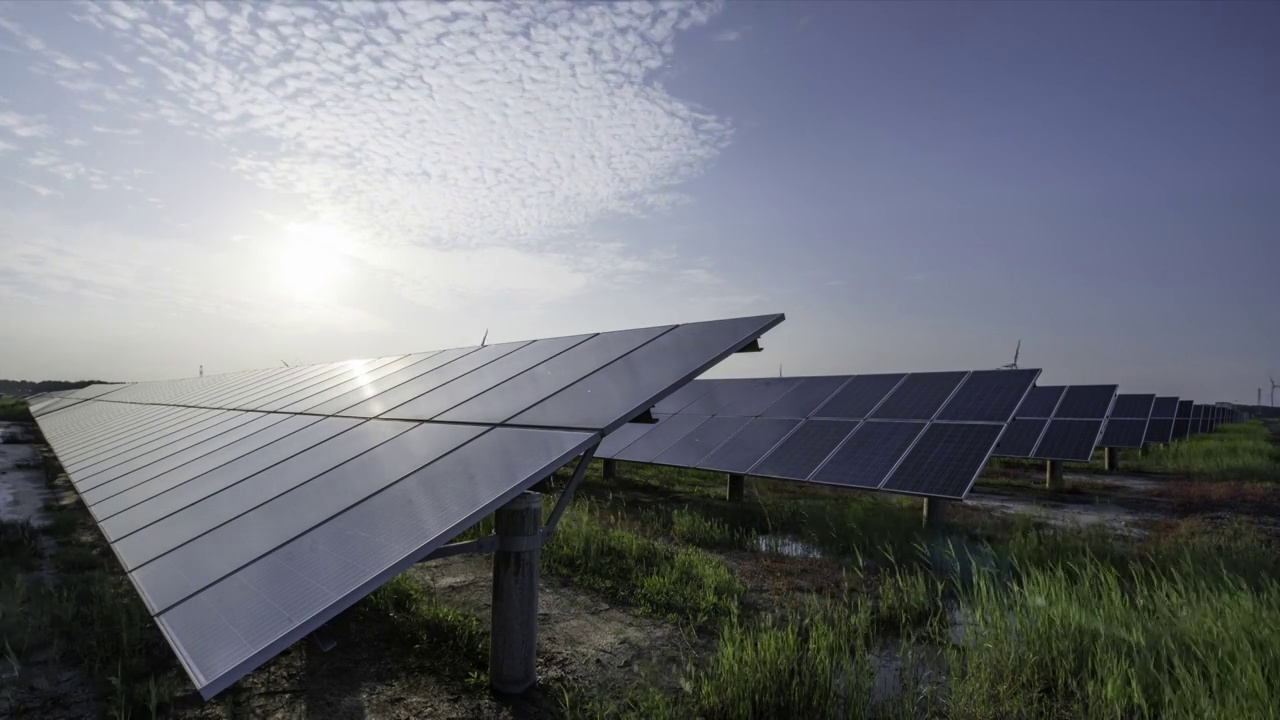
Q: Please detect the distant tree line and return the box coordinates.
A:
[0,379,115,397]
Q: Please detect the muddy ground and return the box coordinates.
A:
[2,418,1276,718]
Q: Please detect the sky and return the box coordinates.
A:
[0,1,1277,403]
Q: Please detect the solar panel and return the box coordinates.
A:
[935,369,1039,422]
[993,418,1049,458]
[593,419,661,459]
[881,423,1005,499]
[649,380,715,414]
[1143,418,1175,446]
[1150,396,1179,419]
[652,416,752,468]
[1100,419,1148,448]
[1034,419,1104,461]
[1053,385,1117,419]
[1014,385,1066,418]
[749,419,858,480]
[810,420,926,489]
[870,371,968,420]
[1171,418,1191,440]
[695,417,801,474]
[759,376,850,418]
[33,314,782,699]
[811,374,905,419]
[613,414,710,463]
[1175,400,1194,419]
[1110,394,1155,420]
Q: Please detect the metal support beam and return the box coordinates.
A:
[602,458,618,481]
[490,492,541,695]
[1045,459,1064,491]
[921,498,950,528]
[726,473,745,502]
[540,442,597,544]
[1103,447,1119,472]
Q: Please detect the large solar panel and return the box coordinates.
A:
[1099,394,1154,448]
[991,383,1118,460]
[599,367,1041,500]
[1035,419,1105,461]
[1150,396,1180,419]
[33,314,782,699]
[1143,418,1175,446]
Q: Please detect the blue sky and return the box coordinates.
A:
[0,1,1276,403]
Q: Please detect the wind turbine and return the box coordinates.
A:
[481,329,489,347]
[1000,340,1021,370]
[1270,375,1278,407]
[281,360,290,368]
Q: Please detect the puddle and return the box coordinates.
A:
[0,423,51,527]
[755,534,823,559]
[966,492,1156,537]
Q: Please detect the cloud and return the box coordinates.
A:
[0,109,53,138]
[712,29,743,42]
[0,1,737,316]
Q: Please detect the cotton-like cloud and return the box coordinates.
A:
[0,0,735,315]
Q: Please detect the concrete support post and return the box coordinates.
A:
[601,459,618,481]
[726,473,746,502]
[490,492,542,695]
[921,498,950,528]
[1045,460,1064,491]
[1103,447,1119,472]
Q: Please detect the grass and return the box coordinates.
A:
[947,549,1280,719]
[349,575,488,676]
[542,500,742,626]
[1122,421,1280,481]
[0,396,27,422]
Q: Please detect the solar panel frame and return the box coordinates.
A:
[1142,418,1175,446]
[694,417,802,474]
[1034,419,1105,461]
[993,418,1050,458]
[808,420,927,489]
[880,422,1006,499]
[810,373,906,420]
[1100,418,1149,448]
[748,419,859,481]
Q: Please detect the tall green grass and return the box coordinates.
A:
[1124,421,1280,481]
[948,552,1280,719]
[542,501,741,625]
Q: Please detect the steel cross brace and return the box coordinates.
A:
[421,440,600,562]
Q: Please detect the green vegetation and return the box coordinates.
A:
[351,575,488,675]
[542,500,742,625]
[1122,421,1280,481]
[0,395,27,422]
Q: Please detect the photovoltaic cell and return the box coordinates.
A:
[595,420,661,459]
[649,381,715,414]
[749,419,857,480]
[613,414,709,463]
[871,371,968,420]
[1175,400,1194,419]
[1014,386,1066,418]
[810,421,925,489]
[510,314,784,433]
[1034,419,1104,461]
[935,369,1039,423]
[342,342,529,418]
[1150,397,1179,419]
[1100,419,1148,448]
[1143,418,1174,446]
[433,328,667,424]
[1110,394,1155,420]
[652,416,751,468]
[680,378,800,416]
[1053,386,1117,419]
[155,425,594,699]
[696,417,800,474]
[881,422,1004,499]
[812,374,905,419]
[1171,418,1191,440]
[759,376,849,418]
[993,418,1048,458]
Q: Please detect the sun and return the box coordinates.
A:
[273,222,350,301]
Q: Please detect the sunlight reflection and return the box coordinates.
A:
[273,222,352,302]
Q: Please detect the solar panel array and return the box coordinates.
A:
[1099,393,1155,449]
[29,314,783,699]
[1142,396,1180,445]
[596,368,1041,500]
[992,384,1118,461]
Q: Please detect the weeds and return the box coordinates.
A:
[352,575,487,675]
[1123,421,1280,481]
[543,501,741,625]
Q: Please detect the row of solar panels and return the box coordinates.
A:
[594,375,1244,499]
[26,314,784,700]
[23,313,1245,702]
